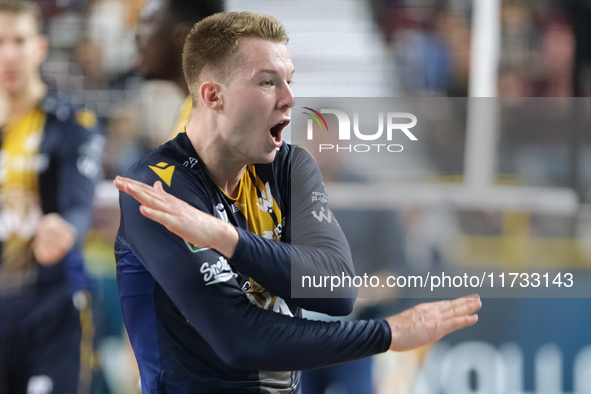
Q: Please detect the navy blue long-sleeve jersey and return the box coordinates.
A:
[0,92,104,300]
[115,132,391,393]
[0,91,104,394]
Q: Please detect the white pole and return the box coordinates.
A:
[464,0,501,191]
[468,0,501,97]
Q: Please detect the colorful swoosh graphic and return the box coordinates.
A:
[302,107,329,131]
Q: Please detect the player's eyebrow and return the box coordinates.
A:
[257,68,296,77]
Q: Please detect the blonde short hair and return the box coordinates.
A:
[182,12,288,103]
[0,1,43,34]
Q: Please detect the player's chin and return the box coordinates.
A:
[257,149,278,164]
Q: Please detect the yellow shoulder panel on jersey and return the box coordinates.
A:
[75,109,97,129]
[149,162,175,187]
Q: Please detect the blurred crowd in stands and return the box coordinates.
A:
[32,0,587,180]
[371,0,584,97]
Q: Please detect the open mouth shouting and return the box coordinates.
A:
[269,119,290,147]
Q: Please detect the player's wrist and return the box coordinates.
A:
[212,220,239,258]
[385,316,399,351]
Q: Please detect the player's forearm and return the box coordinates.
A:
[203,305,391,371]
[230,228,357,315]
[209,217,239,258]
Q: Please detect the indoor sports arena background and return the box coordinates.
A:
[28,0,591,392]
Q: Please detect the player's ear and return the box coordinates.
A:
[199,81,223,109]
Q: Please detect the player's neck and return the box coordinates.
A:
[200,150,245,198]
[5,78,46,123]
[210,167,245,199]
[185,117,245,198]
[200,151,245,198]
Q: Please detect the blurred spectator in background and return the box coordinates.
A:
[373,1,472,96]
[535,11,575,97]
[0,2,105,393]
[134,0,224,139]
[71,36,107,90]
[103,105,142,179]
[499,4,575,98]
[434,7,471,97]
[372,0,577,100]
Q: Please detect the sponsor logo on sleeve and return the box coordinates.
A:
[311,207,335,223]
[183,157,198,168]
[200,256,236,286]
[232,202,246,213]
[184,240,209,253]
[311,191,328,203]
[149,162,175,186]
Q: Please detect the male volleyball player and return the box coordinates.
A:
[115,11,481,393]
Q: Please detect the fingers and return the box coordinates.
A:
[114,176,158,200]
[451,313,479,331]
[139,204,174,228]
[425,294,481,320]
[114,176,160,197]
[113,175,139,193]
[114,176,172,212]
[34,239,72,266]
[115,176,195,233]
[388,294,481,352]
[445,294,482,318]
[34,213,77,266]
[154,179,165,192]
[435,295,481,332]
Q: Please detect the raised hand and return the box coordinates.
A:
[387,295,481,352]
[114,176,238,257]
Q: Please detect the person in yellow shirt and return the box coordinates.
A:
[134,0,225,139]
